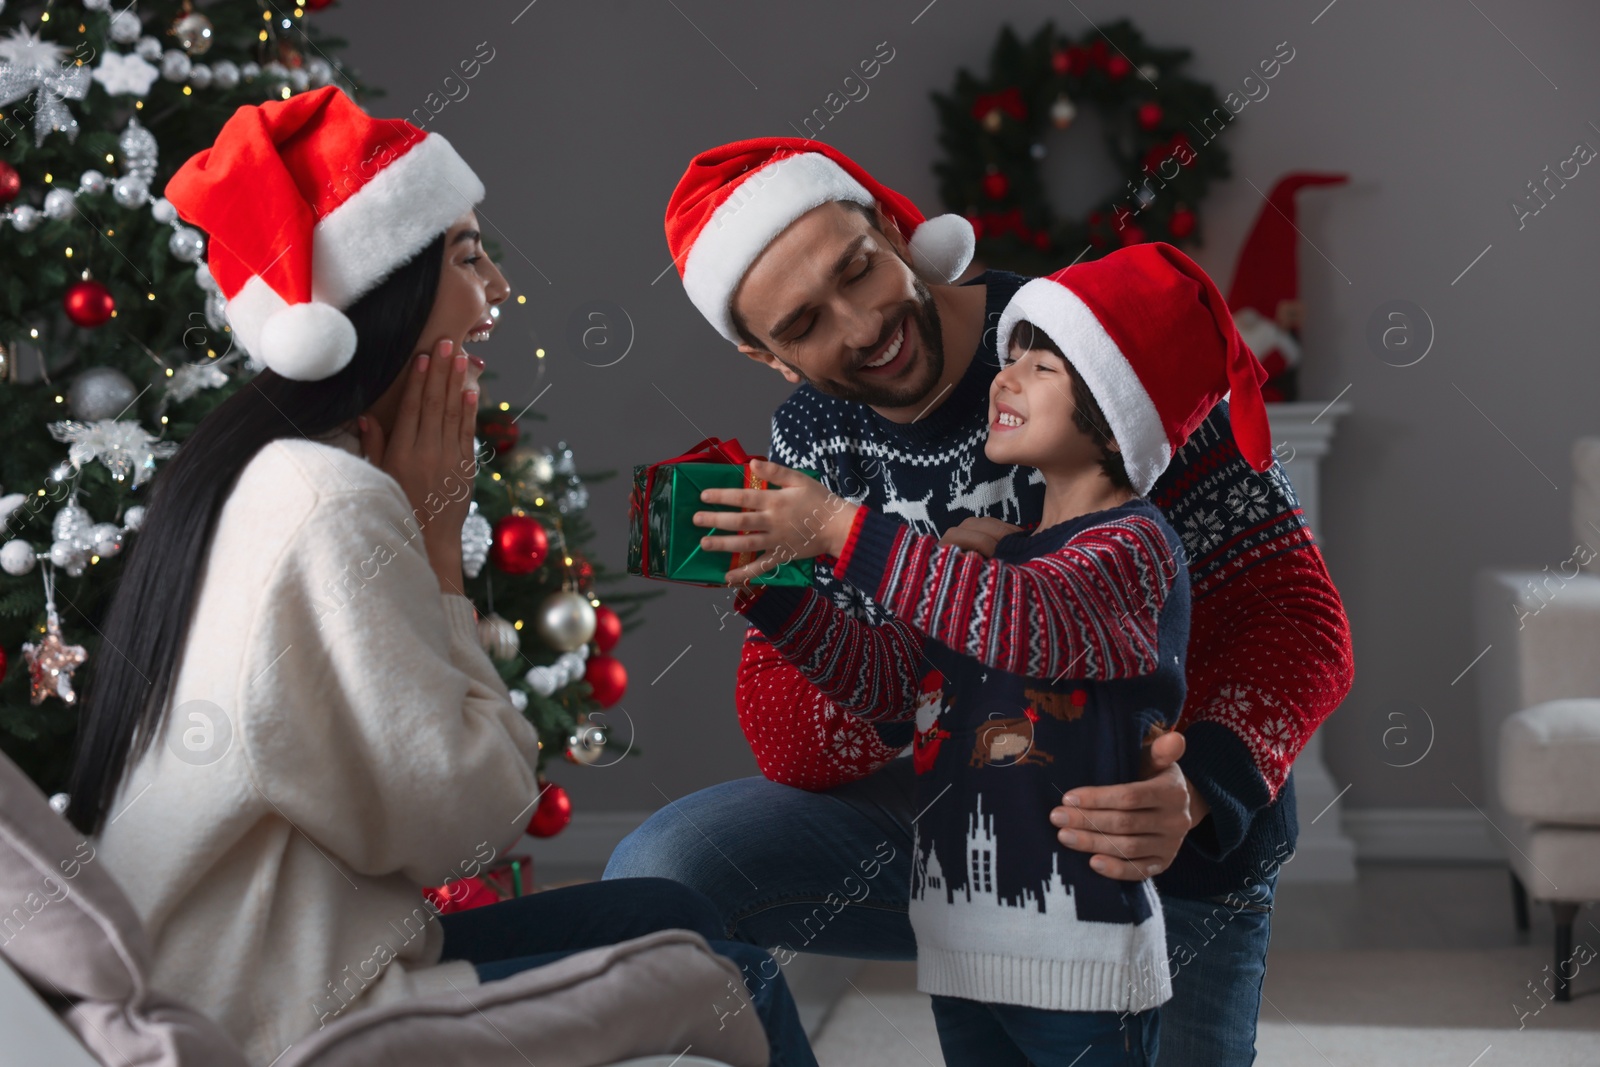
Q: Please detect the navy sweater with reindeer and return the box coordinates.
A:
[760,496,1190,1013]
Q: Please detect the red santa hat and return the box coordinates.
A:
[996,242,1275,496]
[664,137,976,343]
[163,86,483,381]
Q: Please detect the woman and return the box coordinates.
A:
[65,86,815,1067]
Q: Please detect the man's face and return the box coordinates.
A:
[731,201,946,409]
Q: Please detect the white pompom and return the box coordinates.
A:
[258,302,357,381]
[909,213,977,283]
[0,539,36,576]
[48,793,71,815]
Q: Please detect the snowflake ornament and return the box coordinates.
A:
[48,419,180,487]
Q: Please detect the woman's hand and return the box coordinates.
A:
[358,337,479,594]
[939,516,1025,557]
[692,458,857,585]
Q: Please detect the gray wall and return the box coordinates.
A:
[318,0,1600,816]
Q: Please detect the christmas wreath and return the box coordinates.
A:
[933,20,1232,275]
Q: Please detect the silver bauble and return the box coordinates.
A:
[48,792,70,815]
[187,63,212,90]
[171,12,214,55]
[191,257,215,289]
[43,188,76,220]
[78,170,108,195]
[461,502,492,579]
[211,60,240,90]
[535,590,595,653]
[52,504,92,544]
[84,0,112,11]
[477,612,521,662]
[169,226,205,263]
[240,62,261,80]
[90,522,124,558]
[50,540,88,576]
[288,68,310,92]
[150,197,177,224]
[109,10,142,44]
[524,665,558,697]
[0,540,36,576]
[9,206,41,232]
[161,50,192,83]
[123,505,146,531]
[306,58,334,86]
[205,289,228,331]
[113,174,149,209]
[135,36,163,61]
[567,718,609,765]
[69,366,138,421]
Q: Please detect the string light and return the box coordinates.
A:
[43,173,52,183]
[498,402,510,411]
[516,295,527,304]
[535,348,545,358]
[64,247,73,258]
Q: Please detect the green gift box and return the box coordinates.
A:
[627,437,818,587]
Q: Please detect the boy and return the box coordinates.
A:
[693,242,1275,1065]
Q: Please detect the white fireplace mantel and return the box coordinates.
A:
[1265,400,1355,882]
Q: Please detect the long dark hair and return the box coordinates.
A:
[65,233,447,836]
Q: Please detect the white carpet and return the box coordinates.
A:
[812,948,1600,1066]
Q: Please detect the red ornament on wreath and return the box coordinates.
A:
[592,605,622,653]
[583,653,627,708]
[0,646,7,685]
[64,279,115,328]
[1118,222,1147,247]
[490,514,548,575]
[0,161,20,205]
[1106,55,1131,80]
[526,780,572,837]
[981,171,1009,201]
[1169,206,1196,239]
[1136,102,1163,130]
[477,410,519,456]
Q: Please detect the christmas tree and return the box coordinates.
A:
[0,0,653,838]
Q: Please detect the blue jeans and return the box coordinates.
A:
[437,876,817,1067]
[931,997,1159,1066]
[604,758,1277,1066]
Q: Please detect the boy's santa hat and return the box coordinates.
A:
[664,137,976,343]
[164,86,483,381]
[996,242,1275,496]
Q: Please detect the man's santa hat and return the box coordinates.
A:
[163,86,483,381]
[664,137,976,343]
[996,242,1275,496]
[1226,172,1348,388]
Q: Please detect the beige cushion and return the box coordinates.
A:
[1507,826,1600,903]
[0,750,247,1067]
[284,928,769,1067]
[1574,437,1600,574]
[1499,699,1600,823]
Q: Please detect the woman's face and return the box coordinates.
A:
[364,211,510,431]
[417,210,511,395]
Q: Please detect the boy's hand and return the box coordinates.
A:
[691,458,858,585]
[939,516,1026,558]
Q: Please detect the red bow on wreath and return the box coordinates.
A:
[970,86,1027,122]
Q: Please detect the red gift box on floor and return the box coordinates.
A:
[423,853,534,914]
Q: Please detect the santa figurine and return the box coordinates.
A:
[1226,172,1348,402]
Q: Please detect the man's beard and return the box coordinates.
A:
[781,274,946,409]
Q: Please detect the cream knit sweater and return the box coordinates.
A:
[94,428,542,1067]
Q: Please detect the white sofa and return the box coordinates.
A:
[1472,437,1600,1003]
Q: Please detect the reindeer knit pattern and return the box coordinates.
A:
[738,269,1356,903]
[747,497,1191,1011]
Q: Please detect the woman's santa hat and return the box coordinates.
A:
[163,86,483,381]
[996,242,1275,496]
[664,137,976,342]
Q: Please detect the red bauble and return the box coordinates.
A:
[527,781,572,837]
[1050,49,1072,75]
[490,514,548,575]
[583,654,627,708]
[1136,102,1163,131]
[1119,223,1147,246]
[0,161,20,205]
[0,645,7,686]
[1031,230,1052,251]
[1106,55,1131,80]
[64,280,115,328]
[477,411,519,456]
[981,172,1010,201]
[592,605,622,653]
[965,213,984,240]
[1169,207,1196,239]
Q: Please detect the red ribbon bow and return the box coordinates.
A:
[630,437,768,581]
[971,86,1027,122]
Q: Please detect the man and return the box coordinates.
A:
[606,137,1354,1064]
